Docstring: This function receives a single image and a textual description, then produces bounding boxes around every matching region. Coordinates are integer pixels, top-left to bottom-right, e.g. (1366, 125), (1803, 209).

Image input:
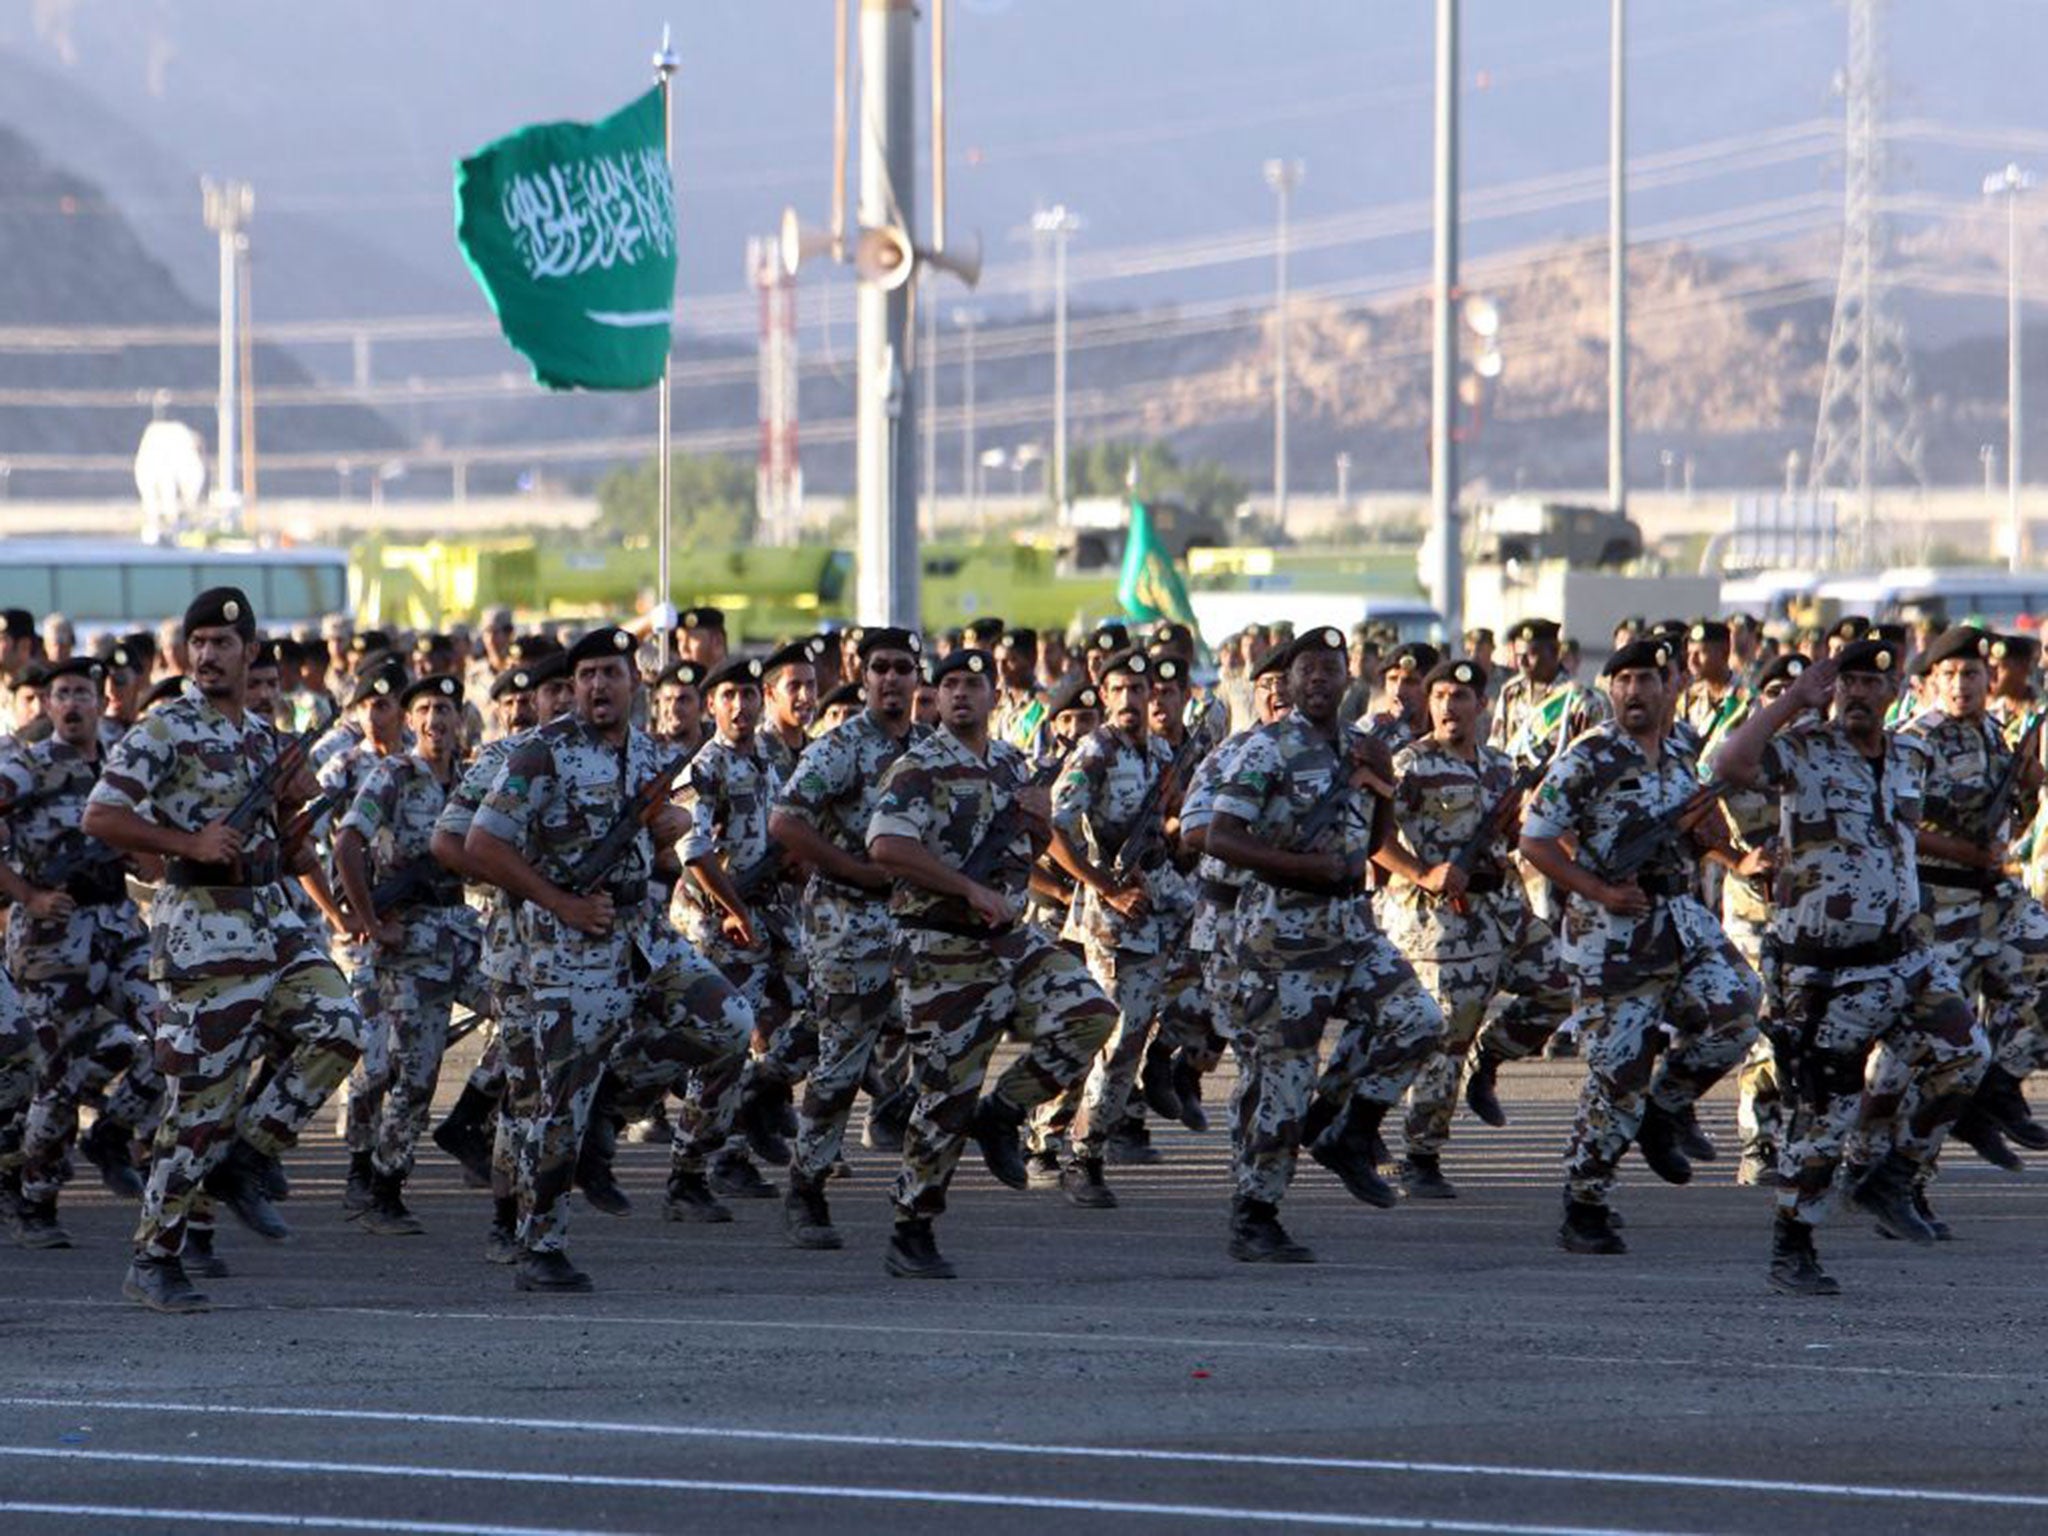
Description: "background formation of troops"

(1, 592), (2043, 1307)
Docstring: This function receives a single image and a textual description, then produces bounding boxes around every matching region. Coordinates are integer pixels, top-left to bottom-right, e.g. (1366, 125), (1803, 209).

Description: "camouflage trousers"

(676, 923), (807, 1169)
(518, 945), (752, 1256)
(340, 939), (389, 1156)
(1773, 947), (1982, 1227)
(1722, 906), (1782, 1163)
(791, 947), (896, 1182)
(490, 983), (540, 1202)
(1231, 929), (1446, 1206)
(892, 924), (1117, 1220)
(1400, 905), (1571, 1159)
(1037, 941), (1170, 1167)
(136, 930), (365, 1260)
(368, 946), (495, 1181)
(1563, 935), (1760, 1207)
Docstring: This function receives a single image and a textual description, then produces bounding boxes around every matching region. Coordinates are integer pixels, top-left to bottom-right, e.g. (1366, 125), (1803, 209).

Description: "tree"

(1065, 438), (1246, 520)
(593, 452), (757, 548)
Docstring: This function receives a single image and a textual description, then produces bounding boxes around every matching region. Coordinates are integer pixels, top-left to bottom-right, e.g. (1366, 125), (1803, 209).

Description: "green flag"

(1116, 498), (1199, 628)
(454, 88), (677, 391)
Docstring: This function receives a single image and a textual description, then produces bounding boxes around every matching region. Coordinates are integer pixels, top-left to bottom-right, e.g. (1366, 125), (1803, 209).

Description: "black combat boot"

(203, 1140), (292, 1241)
(1140, 1037), (1182, 1122)
(884, 1216), (957, 1280)
(1170, 1051), (1209, 1133)
(969, 1095), (1030, 1190)
(1059, 1156), (1119, 1210)
(1975, 1065), (2048, 1152)
(1949, 1099), (2023, 1171)
(183, 1226), (229, 1279)
(1227, 1196), (1315, 1264)
(1767, 1211), (1840, 1296)
(574, 1098), (633, 1216)
(257, 1151), (291, 1202)
(1848, 1152), (1938, 1245)
(1632, 1104), (1695, 1186)
(515, 1247), (593, 1294)
(360, 1167), (425, 1237)
(13, 1196), (70, 1250)
(1024, 1150), (1062, 1189)
(0, 1165), (23, 1233)
(432, 1082), (499, 1187)
(1672, 1103), (1719, 1162)
(123, 1253), (210, 1313)
(79, 1116), (144, 1199)
(1463, 1048), (1508, 1128)
(1557, 1196), (1627, 1255)
(1105, 1116), (1161, 1166)
(342, 1150), (375, 1215)
(662, 1167), (733, 1224)
(708, 1149), (775, 1200)
(484, 1196), (521, 1265)
(739, 1077), (794, 1166)
(862, 1082), (914, 1152)
(1309, 1098), (1398, 1209)
(783, 1172), (843, 1251)
(1398, 1152), (1458, 1201)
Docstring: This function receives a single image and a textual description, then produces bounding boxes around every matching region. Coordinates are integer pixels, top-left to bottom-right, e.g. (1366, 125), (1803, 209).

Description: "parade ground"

(3, 1063), (2046, 1536)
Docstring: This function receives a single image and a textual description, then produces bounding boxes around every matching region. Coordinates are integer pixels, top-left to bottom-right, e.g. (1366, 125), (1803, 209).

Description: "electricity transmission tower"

(1809, 0), (1925, 565)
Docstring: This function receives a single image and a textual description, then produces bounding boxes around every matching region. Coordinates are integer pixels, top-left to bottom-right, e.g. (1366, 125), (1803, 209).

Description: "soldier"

(1489, 618), (1611, 765)
(990, 628), (1044, 750)
(1358, 642), (1439, 754)
(0, 609), (35, 732)
(469, 606), (518, 696)
(769, 628), (924, 1248)
(814, 681), (864, 734)
(1373, 658), (1572, 1198)
(1204, 627), (1448, 1263)
(0, 659), (160, 1249)
(83, 586), (366, 1313)
(866, 647), (1119, 1279)
(463, 625), (754, 1293)
(99, 637), (148, 749)
(1083, 624), (1131, 684)
(1519, 638), (1761, 1256)
(1680, 620), (1751, 765)
(1713, 643), (1985, 1292)
(759, 639), (820, 777)
(333, 674), (495, 1236)
(677, 607), (729, 668)
(650, 661), (707, 755)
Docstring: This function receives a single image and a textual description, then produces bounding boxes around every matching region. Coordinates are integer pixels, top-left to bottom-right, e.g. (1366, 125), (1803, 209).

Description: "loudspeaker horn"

(920, 230), (982, 290)
(779, 206), (839, 278)
(854, 224), (916, 291)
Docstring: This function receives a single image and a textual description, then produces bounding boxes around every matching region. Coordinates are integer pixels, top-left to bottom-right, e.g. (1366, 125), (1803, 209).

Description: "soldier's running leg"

(1559, 974), (1673, 1248)
(787, 955), (894, 1247)
(1061, 943), (1168, 1203)
(1314, 932), (1448, 1198)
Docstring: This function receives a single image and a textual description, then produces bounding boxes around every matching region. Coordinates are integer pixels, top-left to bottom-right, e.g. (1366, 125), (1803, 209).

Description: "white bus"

(0, 539), (351, 634)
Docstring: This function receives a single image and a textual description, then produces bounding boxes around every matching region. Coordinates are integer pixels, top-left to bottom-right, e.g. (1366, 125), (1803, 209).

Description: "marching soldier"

(650, 660), (707, 755)
(83, 587), (366, 1313)
(1519, 638), (1761, 1256)
(1358, 642), (1439, 754)
(760, 639), (819, 777)
(1713, 643), (1986, 1291)
(990, 628), (1044, 750)
(1489, 618), (1610, 764)
(1203, 627), (1448, 1263)
(1680, 619), (1751, 764)
(866, 647), (1119, 1280)
(1373, 658), (1571, 1199)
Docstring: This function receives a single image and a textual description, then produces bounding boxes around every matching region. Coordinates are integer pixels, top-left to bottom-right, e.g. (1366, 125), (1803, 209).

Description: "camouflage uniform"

(1358, 708), (1415, 756)
(1176, 738), (1249, 1084)
(339, 751), (495, 1181)
(1489, 672), (1611, 765)
(1209, 712), (1447, 1206)
(774, 711), (918, 1181)
(868, 727), (1118, 1221)
(1521, 723), (1761, 1210)
(1042, 723), (1180, 1169)
(86, 682), (366, 1261)
(317, 738), (401, 1161)
(1383, 735), (1570, 1159)
(472, 715), (752, 1256)
(1718, 773), (1785, 1172)
(0, 739), (160, 1212)
(1750, 722), (1982, 1226)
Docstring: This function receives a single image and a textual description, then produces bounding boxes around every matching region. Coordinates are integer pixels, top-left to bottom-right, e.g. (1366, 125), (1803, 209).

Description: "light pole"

(1986, 162), (2034, 572)
(954, 305), (984, 528)
(1335, 450), (1352, 514)
(1608, 0), (1627, 517)
(1427, 0), (1462, 635)
(1264, 158), (1305, 536)
(1983, 442), (1999, 497)
(1032, 205), (1080, 510)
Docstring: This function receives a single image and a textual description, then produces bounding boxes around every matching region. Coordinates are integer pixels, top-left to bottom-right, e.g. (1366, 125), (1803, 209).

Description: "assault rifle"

(223, 727), (318, 839)
(368, 853), (456, 918)
(563, 751), (691, 894)
(960, 758), (1065, 887)
(1975, 706), (2048, 848)
(1444, 709), (1573, 903)
(1599, 779), (1733, 884)
(37, 828), (126, 900)
(729, 843), (787, 901)
(1105, 723), (1215, 886)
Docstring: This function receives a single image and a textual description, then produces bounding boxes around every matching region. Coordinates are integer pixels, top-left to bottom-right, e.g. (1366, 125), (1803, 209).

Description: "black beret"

(142, 675), (187, 710)
(350, 629), (394, 657)
(40, 657), (103, 686)
(704, 655), (766, 693)
(1253, 640), (1296, 681)
(1872, 621), (1909, 645)
(184, 586), (257, 640)
(412, 631), (454, 656)
(678, 606), (725, 631)
(526, 652), (569, 687)
(817, 681), (865, 712)
(248, 639), (282, 671)
(1289, 626), (1348, 662)
(349, 658), (409, 706)
(1150, 657), (1187, 684)
(401, 674), (463, 708)
(1507, 618), (1560, 645)
(120, 631), (157, 666)
(1756, 653), (1810, 690)
(1099, 648), (1151, 680)
(653, 660), (707, 690)
(566, 626), (638, 669)
(489, 665), (540, 701)
(1688, 620), (1732, 646)
(1, 608), (33, 640)
(14, 661), (48, 690)
(1385, 642), (1442, 676)
(928, 648), (995, 685)
(995, 627), (1038, 652)
(762, 639), (820, 676)
(1603, 638), (1674, 677)
(1046, 675), (1101, 716)
(965, 617), (1007, 645)
(1424, 657), (1487, 691)
(1462, 626), (1496, 647)
(509, 634), (563, 664)
(1830, 615), (1873, 642)
(1149, 622), (1195, 650)
(1089, 622), (1131, 653)
(1993, 633), (2042, 663)
(1921, 625), (1994, 670)
(1836, 639), (1900, 677)
(857, 626), (922, 661)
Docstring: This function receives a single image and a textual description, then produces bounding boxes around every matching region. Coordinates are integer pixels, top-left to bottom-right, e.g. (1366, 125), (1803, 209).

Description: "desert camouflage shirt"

(775, 711), (919, 959)
(1359, 708), (1416, 756)
(435, 733), (522, 984)
(1489, 671), (1610, 766)
(868, 725), (1038, 927)
(1898, 707), (2014, 897)
(1382, 734), (1525, 958)
(676, 731), (789, 939)
(1178, 732), (1250, 954)
(1680, 679), (1751, 767)
(1, 737), (141, 980)
(1051, 724), (1174, 954)
(339, 750), (472, 959)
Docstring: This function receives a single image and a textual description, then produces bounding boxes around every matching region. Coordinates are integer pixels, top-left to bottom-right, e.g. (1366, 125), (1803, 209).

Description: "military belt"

(164, 854), (282, 889)
(816, 874), (889, 903)
(1776, 932), (1905, 970)
(899, 912), (1015, 940)
(606, 878), (650, 908)
(64, 872), (131, 907)
(1199, 877), (1240, 904)
(1917, 865), (1999, 894)
(1459, 868), (1506, 897)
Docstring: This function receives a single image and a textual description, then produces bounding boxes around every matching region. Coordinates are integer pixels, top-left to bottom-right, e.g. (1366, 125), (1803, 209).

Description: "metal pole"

(1050, 211), (1073, 510)
(202, 178), (250, 529)
(1265, 159), (1303, 536)
(854, 0), (920, 626)
(237, 231), (258, 528)
(655, 29), (679, 666)
(1428, 0), (1462, 636)
(1608, 0), (1627, 515)
(931, 0), (947, 254)
(956, 306), (980, 529)
(2011, 176), (2025, 571)
(922, 283), (938, 538)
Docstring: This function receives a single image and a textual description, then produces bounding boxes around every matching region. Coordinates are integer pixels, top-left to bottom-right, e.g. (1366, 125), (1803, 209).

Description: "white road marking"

(0, 1505), (635, 1536)
(5, 1395), (2046, 1511)
(0, 1447), (1698, 1535)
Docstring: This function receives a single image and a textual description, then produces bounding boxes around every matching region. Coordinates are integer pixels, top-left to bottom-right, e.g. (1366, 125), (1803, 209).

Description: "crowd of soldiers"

(1, 589), (2044, 1311)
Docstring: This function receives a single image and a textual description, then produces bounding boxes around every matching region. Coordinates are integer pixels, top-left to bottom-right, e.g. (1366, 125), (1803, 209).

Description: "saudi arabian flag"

(455, 88), (677, 391)
(1116, 498), (1200, 627)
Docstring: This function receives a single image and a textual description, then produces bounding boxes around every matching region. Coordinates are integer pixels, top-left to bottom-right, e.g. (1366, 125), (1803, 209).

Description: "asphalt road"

(3, 1061), (2047, 1536)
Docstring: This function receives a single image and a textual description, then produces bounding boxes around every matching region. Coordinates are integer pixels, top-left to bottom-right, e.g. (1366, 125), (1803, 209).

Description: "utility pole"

(1608, 0), (1627, 516)
(854, 0), (919, 626)
(922, 277), (938, 538)
(1428, 0), (1462, 635)
(1987, 163), (2034, 571)
(1264, 158), (1304, 536)
(954, 306), (983, 529)
(202, 177), (252, 532)
(1033, 204), (1080, 511)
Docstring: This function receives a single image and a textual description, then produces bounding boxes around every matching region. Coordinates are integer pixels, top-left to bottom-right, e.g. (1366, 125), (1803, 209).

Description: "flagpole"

(654, 26), (680, 667)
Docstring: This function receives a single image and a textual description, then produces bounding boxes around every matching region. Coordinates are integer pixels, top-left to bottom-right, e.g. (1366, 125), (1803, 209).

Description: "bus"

(0, 539), (351, 636)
